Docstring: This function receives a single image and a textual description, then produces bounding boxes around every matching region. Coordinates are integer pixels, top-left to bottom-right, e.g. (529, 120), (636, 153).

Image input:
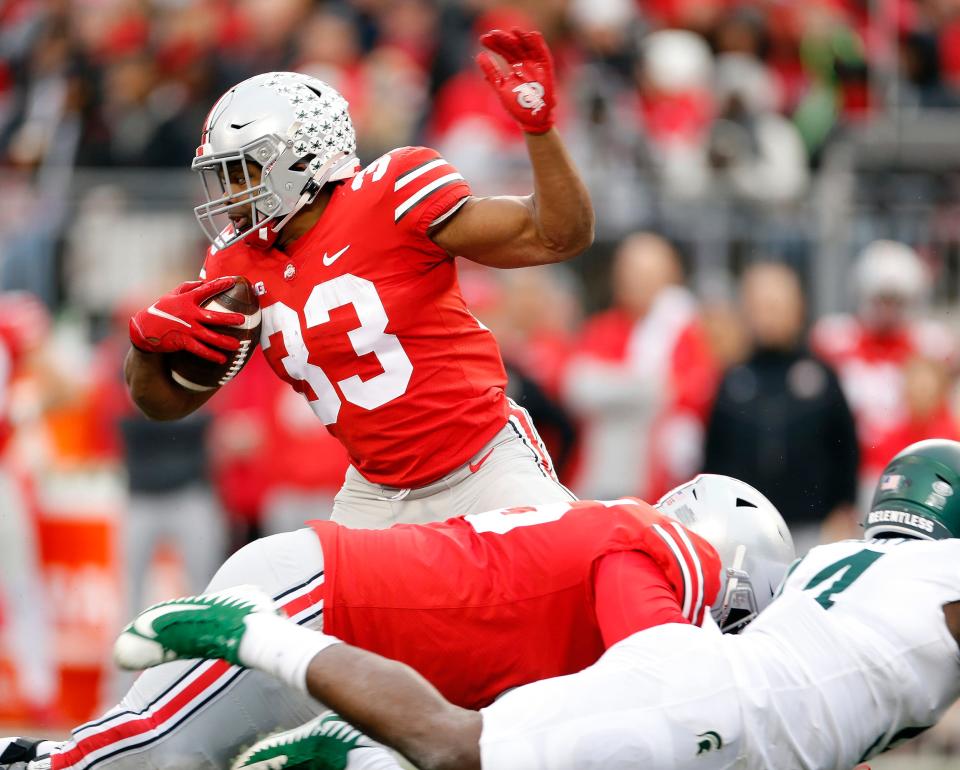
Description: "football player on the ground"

(124, 29), (593, 529)
(115, 439), (960, 770)
(0, 476), (794, 769)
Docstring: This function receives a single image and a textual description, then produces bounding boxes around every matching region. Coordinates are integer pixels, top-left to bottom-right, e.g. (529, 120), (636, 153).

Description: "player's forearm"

(124, 347), (214, 420)
(305, 644), (482, 770)
(526, 128), (594, 261)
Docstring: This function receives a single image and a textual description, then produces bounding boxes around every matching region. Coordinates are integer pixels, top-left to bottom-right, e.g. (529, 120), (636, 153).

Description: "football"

(168, 276), (261, 391)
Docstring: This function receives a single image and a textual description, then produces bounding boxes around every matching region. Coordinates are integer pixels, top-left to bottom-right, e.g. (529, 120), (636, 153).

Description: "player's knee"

(205, 528), (324, 597)
(204, 537), (270, 592)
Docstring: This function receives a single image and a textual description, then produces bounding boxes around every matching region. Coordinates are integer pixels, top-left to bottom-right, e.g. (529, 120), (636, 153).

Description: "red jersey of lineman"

(202, 147), (509, 488)
(309, 499), (720, 709)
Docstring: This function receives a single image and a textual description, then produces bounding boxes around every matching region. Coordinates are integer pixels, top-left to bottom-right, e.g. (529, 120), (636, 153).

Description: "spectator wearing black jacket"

(703, 263), (859, 553)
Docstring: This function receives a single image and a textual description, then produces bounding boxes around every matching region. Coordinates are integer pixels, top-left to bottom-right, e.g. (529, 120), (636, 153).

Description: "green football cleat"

(231, 712), (377, 770)
(113, 585), (279, 670)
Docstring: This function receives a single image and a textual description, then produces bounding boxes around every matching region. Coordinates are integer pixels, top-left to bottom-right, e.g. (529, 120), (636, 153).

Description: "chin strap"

(246, 155), (361, 249)
(271, 187), (315, 233)
(270, 155), (360, 233)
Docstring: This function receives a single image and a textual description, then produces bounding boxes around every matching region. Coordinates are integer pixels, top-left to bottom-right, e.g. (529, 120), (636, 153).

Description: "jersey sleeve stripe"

(394, 158), (448, 191)
(670, 522), (706, 626)
(394, 173), (464, 222)
(652, 523), (693, 620)
(429, 196), (470, 228)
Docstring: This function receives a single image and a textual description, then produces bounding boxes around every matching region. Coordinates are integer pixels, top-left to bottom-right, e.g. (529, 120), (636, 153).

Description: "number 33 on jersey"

(201, 147), (511, 489)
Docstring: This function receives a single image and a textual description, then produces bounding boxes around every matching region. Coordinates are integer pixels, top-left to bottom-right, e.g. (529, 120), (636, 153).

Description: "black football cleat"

(0, 737), (60, 769)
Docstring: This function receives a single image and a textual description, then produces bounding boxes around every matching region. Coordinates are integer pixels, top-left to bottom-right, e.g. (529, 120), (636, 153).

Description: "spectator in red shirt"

(564, 233), (717, 500)
(812, 240), (956, 503)
(871, 356), (960, 473)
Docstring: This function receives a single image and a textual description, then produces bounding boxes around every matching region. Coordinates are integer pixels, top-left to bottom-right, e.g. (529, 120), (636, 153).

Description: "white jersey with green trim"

(728, 537), (960, 768)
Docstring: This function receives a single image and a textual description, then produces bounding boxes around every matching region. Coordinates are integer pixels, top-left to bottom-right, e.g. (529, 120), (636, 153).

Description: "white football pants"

(50, 528), (346, 770)
(332, 404), (575, 529)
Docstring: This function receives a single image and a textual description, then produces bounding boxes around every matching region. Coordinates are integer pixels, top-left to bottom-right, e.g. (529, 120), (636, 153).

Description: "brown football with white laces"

(168, 276), (261, 391)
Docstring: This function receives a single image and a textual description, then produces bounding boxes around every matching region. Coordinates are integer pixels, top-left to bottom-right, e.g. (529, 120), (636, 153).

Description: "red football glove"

(129, 277), (244, 364)
(477, 28), (556, 134)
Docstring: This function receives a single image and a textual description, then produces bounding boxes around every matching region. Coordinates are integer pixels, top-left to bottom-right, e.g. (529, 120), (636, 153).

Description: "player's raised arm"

(430, 29), (594, 268)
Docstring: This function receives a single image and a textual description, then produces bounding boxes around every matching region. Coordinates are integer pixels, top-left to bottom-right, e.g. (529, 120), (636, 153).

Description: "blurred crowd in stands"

(4, 0), (960, 188)
(3, 0), (960, 738)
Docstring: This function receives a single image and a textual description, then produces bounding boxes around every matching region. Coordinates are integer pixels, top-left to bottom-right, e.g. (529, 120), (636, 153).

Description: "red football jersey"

(309, 498), (721, 709)
(202, 147), (510, 487)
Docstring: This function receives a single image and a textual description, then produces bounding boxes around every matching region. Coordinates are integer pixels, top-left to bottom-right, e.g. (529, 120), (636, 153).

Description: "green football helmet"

(866, 439), (960, 541)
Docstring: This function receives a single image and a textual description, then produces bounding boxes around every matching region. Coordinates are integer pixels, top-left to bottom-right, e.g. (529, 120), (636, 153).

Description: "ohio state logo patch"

(512, 81), (546, 114)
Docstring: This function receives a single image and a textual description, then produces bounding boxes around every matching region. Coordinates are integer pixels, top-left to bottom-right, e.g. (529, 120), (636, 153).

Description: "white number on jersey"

(350, 154), (392, 191)
(466, 503), (574, 535)
(305, 274), (412, 410)
(261, 274), (414, 424)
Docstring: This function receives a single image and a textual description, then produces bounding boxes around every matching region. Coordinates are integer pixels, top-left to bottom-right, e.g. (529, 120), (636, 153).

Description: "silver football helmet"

(193, 72), (359, 250)
(655, 474), (795, 633)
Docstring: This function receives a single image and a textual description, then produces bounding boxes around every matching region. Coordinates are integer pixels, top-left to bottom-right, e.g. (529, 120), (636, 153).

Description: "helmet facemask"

(713, 545), (759, 633)
(193, 137), (286, 250)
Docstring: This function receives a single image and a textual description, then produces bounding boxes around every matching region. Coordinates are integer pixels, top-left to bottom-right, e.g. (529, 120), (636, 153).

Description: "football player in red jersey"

(117, 447), (956, 770)
(124, 29), (593, 528)
(0, 476), (794, 769)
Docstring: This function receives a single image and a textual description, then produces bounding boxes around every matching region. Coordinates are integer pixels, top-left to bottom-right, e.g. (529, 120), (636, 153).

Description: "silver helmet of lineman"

(656, 474), (795, 633)
(193, 71), (360, 250)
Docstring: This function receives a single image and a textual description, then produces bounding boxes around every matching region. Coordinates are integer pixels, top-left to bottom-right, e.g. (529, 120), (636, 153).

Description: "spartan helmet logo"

(512, 81), (546, 114)
(696, 731), (723, 755)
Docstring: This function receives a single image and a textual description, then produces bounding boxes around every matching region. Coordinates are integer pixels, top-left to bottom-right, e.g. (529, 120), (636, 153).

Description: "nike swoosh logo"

(322, 244), (350, 267)
(147, 303), (191, 327)
(230, 120), (256, 129)
(133, 603), (208, 639)
(469, 447), (496, 473)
